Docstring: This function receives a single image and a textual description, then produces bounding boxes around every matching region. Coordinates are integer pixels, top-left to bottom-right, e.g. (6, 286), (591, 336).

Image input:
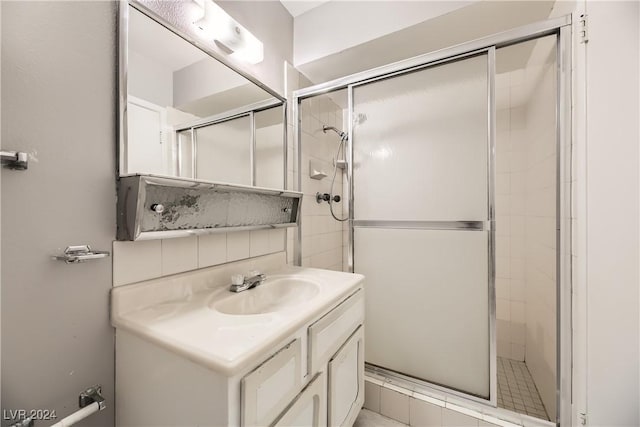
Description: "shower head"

(322, 125), (348, 140)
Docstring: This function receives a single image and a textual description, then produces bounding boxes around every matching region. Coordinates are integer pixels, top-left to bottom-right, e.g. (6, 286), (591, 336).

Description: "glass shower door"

(351, 51), (494, 400)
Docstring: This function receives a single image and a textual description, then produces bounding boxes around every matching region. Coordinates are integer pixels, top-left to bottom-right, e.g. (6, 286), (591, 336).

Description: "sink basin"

(212, 277), (321, 315)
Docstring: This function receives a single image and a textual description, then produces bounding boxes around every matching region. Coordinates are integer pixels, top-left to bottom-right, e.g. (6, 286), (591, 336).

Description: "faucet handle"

(231, 274), (244, 286)
(247, 270), (260, 278)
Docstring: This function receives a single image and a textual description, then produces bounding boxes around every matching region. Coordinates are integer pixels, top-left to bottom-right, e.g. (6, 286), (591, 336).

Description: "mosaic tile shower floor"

(497, 357), (549, 420)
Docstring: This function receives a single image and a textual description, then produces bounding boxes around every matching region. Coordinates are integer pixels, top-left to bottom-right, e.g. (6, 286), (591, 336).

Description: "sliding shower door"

(351, 51), (495, 400)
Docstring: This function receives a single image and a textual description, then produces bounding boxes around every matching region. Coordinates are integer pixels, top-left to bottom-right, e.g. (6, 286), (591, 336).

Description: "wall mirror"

(120, 2), (287, 190)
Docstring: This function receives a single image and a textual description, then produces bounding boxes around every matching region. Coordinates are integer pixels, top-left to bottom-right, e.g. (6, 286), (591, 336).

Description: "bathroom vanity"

(112, 254), (364, 427)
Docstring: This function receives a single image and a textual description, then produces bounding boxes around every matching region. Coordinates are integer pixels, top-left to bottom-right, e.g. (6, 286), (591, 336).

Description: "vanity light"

(193, 0), (264, 65)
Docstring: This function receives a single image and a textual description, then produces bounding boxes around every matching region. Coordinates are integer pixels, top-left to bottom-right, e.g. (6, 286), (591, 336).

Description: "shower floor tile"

(497, 357), (549, 421)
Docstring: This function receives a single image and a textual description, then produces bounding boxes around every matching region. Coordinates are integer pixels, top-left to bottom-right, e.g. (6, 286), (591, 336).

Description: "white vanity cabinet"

(241, 289), (364, 427)
(115, 284), (364, 427)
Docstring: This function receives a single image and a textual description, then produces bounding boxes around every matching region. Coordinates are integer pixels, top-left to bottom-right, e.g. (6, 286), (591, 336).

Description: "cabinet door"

(273, 372), (327, 427)
(328, 326), (364, 427)
(242, 339), (302, 427)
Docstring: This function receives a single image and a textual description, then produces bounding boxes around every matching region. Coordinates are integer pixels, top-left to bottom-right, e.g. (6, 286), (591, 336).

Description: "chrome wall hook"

(1, 150), (28, 170)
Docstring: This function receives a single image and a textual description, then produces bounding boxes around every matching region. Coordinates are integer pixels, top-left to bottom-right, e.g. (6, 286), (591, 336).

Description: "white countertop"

(112, 264), (364, 376)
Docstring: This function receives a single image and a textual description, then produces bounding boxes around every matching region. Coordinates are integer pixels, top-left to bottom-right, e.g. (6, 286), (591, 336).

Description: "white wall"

(583, 1), (640, 425)
(128, 49), (173, 107)
(295, 1), (560, 84)
(293, 1), (474, 66)
(1, 2), (117, 424)
(173, 58), (247, 108)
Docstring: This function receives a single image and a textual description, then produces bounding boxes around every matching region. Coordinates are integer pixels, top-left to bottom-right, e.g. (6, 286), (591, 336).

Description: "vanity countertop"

(111, 265), (364, 376)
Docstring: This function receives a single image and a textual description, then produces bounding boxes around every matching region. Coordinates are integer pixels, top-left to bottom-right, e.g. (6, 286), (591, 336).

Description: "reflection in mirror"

(194, 115), (252, 185)
(255, 107), (285, 189)
(124, 5), (285, 189)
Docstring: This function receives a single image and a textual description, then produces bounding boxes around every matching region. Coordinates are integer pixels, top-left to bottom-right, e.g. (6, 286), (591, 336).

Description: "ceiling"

(279, 0), (331, 17)
(296, 0), (557, 84)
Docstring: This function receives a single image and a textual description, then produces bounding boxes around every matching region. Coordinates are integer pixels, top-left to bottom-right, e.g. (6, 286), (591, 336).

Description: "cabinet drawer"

(308, 289), (364, 374)
(242, 339), (302, 427)
(272, 371), (327, 427)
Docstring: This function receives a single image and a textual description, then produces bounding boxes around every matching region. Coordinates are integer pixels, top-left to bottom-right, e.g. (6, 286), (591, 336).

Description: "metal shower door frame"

(294, 15), (572, 425)
(347, 47), (496, 405)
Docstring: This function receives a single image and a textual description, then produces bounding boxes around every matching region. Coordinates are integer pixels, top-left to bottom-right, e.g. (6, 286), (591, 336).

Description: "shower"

(295, 23), (570, 424)
(322, 125), (347, 140)
(317, 124), (349, 222)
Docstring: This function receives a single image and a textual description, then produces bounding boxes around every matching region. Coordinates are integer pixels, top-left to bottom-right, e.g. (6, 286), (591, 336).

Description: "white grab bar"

(49, 385), (105, 427)
(49, 402), (100, 427)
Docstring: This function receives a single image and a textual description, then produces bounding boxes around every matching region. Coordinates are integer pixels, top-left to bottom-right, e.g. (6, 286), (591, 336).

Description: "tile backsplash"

(113, 229), (286, 287)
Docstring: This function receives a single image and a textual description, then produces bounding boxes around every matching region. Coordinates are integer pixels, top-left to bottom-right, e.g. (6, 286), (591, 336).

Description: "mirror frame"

(118, 0), (288, 187)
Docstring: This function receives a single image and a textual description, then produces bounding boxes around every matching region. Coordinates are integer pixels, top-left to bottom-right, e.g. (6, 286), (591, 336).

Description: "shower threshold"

(365, 364), (555, 427)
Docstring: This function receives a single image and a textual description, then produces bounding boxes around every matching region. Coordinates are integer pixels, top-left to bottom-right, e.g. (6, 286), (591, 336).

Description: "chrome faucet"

(229, 272), (267, 293)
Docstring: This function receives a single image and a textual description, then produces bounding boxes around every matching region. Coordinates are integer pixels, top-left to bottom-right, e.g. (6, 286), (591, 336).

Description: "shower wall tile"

(496, 299), (510, 321)
(510, 344), (525, 361)
(495, 215), (509, 236)
(511, 301), (525, 323)
(496, 278), (509, 300)
(497, 319), (510, 342)
(496, 72), (526, 361)
(510, 279), (525, 302)
(510, 323), (526, 345)
(523, 65), (558, 421)
(510, 258), (525, 281)
(298, 90), (347, 271)
(496, 174), (511, 195)
(495, 257), (510, 279)
(496, 60), (557, 419)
